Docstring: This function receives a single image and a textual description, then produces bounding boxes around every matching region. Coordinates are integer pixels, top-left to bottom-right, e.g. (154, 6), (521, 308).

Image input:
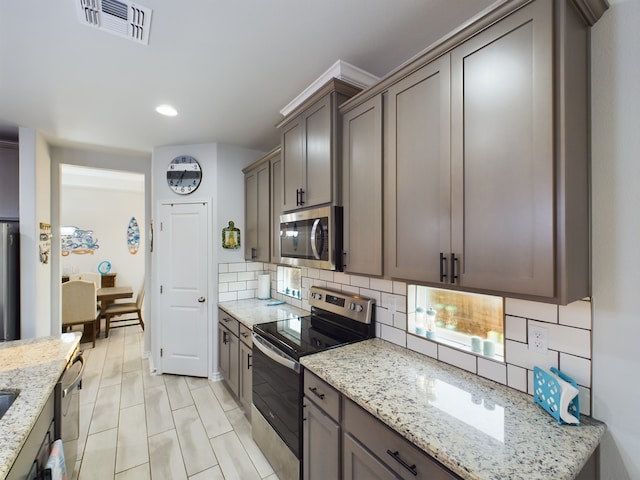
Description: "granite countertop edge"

(218, 298), (309, 329)
(0, 332), (82, 479)
(300, 338), (606, 480)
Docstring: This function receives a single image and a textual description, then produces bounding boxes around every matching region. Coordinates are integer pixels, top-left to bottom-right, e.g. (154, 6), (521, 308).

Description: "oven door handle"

(63, 353), (85, 398)
(252, 333), (300, 372)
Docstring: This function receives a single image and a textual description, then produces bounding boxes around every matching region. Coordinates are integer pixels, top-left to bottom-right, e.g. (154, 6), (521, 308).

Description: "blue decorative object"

(533, 366), (580, 425)
(61, 226), (99, 256)
(98, 261), (112, 274)
(127, 217), (140, 254)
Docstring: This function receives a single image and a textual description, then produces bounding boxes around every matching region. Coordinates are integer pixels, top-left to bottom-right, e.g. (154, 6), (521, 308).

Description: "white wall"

(18, 128), (52, 338)
(61, 185), (145, 290)
(591, 1), (640, 479)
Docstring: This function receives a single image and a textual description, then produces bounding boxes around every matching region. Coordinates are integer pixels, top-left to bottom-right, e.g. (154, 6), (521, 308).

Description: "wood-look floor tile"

(79, 428), (117, 480)
(120, 370), (144, 408)
(263, 474), (281, 480)
(190, 386), (232, 439)
(165, 374), (194, 410)
(186, 376), (211, 391)
(115, 463), (151, 480)
(144, 384), (175, 436)
(188, 465), (225, 480)
(88, 383), (121, 434)
(226, 407), (274, 478)
(79, 371), (100, 405)
(116, 403), (149, 473)
(141, 358), (165, 388)
(210, 431), (261, 480)
(210, 379), (239, 411)
(173, 405), (217, 476)
(148, 429), (188, 480)
(76, 400), (94, 462)
(100, 357), (123, 387)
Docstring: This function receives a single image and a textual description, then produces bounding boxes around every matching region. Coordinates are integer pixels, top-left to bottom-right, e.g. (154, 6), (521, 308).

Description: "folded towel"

(45, 439), (68, 480)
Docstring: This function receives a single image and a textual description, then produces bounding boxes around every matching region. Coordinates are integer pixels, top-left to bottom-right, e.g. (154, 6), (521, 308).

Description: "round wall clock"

(166, 155), (202, 194)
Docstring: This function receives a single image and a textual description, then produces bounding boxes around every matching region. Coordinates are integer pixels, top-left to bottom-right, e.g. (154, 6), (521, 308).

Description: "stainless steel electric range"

(251, 286), (376, 480)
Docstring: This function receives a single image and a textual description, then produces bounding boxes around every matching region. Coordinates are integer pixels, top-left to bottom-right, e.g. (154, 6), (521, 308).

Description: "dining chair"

(62, 280), (99, 347)
(103, 282), (145, 337)
(69, 272), (101, 287)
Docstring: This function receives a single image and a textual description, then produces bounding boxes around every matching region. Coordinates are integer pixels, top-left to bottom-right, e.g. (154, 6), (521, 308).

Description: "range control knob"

(312, 292), (323, 301)
(349, 303), (364, 312)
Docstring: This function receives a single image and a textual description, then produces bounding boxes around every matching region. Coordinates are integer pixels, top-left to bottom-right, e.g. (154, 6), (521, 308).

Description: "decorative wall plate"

(127, 217), (140, 254)
(98, 260), (112, 274)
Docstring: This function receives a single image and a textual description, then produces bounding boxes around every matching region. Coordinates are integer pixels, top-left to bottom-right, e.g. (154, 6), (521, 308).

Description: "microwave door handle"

(310, 219), (325, 260)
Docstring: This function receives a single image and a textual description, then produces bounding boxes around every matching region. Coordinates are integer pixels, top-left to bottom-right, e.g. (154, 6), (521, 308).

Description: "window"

(408, 285), (504, 360)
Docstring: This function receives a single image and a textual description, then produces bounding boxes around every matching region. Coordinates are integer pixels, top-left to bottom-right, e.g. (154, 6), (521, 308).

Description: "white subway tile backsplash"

(319, 269), (335, 282)
(237, 271), (254, 282)
(370, 278), (393, 293)
(393, 281), (407, 296)
(505, 339), (559, 370)
(218, 291), (237, 302)
(438, 346), (477, 374)
(505, 315), (527, 342)
(218, 272), (238, 283)
(334, 272), (351, 285)
(529, 320), (591, 359)
(505, 298), (558, 323)
(350, 275), (370, 288)
(217, 262), (594, 413)
(407, 335), (438, 359)
(559, 300), (591, 329)
(228, 262), (248, 273)
(376, 307), (393, 327)
(507, 364), (528, 392)
(559, 353), (591, 387)
(380, 325), (407, 347)
(478, 358), (507, 385)
(393, 312), (407, 330)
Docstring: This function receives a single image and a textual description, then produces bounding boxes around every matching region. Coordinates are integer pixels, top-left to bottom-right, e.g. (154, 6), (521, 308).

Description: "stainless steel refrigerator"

(0, 221), (20, 341)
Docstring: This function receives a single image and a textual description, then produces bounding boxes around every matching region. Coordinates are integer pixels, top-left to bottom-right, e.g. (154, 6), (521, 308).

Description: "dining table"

(96, 286), (133, 334)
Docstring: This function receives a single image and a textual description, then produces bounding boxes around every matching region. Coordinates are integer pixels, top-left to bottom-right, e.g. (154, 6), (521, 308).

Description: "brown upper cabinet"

(278, 79), (361, 212)
(243, 148), (280, 263)
(340, 0), (606, 304)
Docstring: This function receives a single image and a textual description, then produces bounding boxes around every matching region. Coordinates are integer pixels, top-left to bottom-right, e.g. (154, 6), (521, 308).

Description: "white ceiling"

(0, 0), (496, 155)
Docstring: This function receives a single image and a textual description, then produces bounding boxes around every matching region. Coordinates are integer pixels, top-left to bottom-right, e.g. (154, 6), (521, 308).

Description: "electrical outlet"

(528, 325), (548, 354)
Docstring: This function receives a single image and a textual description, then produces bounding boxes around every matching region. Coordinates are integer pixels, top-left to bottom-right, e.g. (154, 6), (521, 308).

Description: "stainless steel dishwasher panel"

(55, 350), (85, 475)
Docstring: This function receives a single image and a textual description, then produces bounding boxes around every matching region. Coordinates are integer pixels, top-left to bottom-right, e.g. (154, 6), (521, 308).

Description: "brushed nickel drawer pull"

(308, 386), (325, 400)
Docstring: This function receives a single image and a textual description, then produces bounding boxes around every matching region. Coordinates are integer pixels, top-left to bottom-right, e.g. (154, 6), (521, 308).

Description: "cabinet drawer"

(343, 398), (460, 480)
(239, 323), (252, 347)
(304, 370), (340, 421)
(218, 308), (239, 336)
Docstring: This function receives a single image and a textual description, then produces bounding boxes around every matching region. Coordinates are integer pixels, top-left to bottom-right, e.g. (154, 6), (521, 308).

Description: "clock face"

(166, 155), (202, 194)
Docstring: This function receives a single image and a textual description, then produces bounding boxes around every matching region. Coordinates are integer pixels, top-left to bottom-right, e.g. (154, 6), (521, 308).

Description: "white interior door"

(158, 201), (209, 377)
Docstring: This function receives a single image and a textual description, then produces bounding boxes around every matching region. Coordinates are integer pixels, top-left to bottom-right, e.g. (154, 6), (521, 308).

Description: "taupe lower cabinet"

(217, 309), (240, 398)
(384, 0), (591, 303)
(303, 370), (458, 480)
(341, 95), (383, 276)
(279, 79), (361, 212)
(244, 148), (278, 262)
(238, 324), (253, 417)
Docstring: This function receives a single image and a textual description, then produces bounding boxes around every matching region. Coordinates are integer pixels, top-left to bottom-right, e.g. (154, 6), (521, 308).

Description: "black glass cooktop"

(253, 314), (366, 360)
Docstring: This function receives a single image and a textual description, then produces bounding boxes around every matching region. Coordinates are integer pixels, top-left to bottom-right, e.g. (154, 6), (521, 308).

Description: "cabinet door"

(271, 153), (283, 261)
(227, 328), (240, 397)
(239, 341), (253, 415)
(386, 55), (451, 282)
(218, 323), (230, 381)
(343, 433), (396, 480)
(450, 0), (554, 296)
(245, 168), (258, 260)
(303, 94), (333, 208)
(342, 95), (383, 276)
(303, 397), (341, 480)
(281, 115), (304, 211)
(256, 162), (271, 262)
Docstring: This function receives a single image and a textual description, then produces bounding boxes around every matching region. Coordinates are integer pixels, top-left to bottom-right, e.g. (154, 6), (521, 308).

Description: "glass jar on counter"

(415, 307), (426, 336)
(426, 307), (437, 339)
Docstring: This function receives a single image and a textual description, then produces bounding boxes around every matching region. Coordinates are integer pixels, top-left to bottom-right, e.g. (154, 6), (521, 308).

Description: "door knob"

(197, 297), (206, 303)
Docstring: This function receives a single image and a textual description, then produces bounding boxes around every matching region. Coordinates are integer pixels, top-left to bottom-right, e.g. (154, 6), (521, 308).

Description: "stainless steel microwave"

(279, 206), (343, 271)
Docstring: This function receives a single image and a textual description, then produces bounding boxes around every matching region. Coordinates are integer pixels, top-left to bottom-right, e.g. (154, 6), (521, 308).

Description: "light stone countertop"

(300, 338), (606, 480)
(218, 298), (309, 328)
(0, 332), (82, 480)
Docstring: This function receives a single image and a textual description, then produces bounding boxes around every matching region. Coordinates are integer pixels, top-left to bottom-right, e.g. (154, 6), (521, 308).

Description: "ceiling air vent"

(76, 0), (153, 45)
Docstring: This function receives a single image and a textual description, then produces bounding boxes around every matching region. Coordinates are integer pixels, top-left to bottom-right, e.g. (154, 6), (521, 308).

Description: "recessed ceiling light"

(156, 104), (178, 117)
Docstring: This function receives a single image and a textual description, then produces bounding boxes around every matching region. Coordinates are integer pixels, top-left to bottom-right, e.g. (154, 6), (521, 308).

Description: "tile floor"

(75, 324), (279, 480)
